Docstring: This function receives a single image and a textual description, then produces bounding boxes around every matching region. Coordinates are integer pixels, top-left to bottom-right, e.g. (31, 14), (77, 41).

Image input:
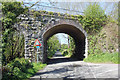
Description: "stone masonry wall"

(15, 10), (87, 62)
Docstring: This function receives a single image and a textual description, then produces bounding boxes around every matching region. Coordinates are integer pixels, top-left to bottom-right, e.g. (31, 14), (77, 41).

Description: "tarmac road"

(30, 51), (119, 80)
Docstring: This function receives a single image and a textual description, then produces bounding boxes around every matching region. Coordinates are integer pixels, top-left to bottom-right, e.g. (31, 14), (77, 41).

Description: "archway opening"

(46, 33), (76, 64)
(43, 24), (86, 63)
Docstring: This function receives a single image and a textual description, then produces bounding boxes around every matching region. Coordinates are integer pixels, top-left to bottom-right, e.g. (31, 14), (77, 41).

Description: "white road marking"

(96, 69), (118, 76)
(93, 65), (104, 69)
(87, 63), (97, 80)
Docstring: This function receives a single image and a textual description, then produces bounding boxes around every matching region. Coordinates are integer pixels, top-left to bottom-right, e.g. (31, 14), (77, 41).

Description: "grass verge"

(84, 52), (119, 64)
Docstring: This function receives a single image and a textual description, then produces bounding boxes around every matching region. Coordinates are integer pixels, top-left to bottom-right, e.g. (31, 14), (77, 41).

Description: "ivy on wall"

(1, 2), (27, 65)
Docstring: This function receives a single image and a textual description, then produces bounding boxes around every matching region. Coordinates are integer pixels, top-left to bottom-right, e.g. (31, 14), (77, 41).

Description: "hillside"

(98, 22), (118, 53)
(88, 22), (118, 54)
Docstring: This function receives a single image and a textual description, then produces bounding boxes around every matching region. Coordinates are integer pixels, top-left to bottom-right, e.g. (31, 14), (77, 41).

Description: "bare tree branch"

(29, 0), (41, 9)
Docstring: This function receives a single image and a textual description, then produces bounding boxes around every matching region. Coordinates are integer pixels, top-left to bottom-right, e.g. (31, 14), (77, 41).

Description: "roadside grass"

(2, 58), (46, 80)
(84, 52), (119, 64)
(32, 62), (46, 72)
(48, 50), (56, 59)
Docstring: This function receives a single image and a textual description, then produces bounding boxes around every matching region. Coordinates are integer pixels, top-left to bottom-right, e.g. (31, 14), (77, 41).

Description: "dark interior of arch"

(43, 24), (86, 63)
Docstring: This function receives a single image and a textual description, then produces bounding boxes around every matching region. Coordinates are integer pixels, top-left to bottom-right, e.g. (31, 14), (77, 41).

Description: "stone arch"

(41, 19), (88, 63)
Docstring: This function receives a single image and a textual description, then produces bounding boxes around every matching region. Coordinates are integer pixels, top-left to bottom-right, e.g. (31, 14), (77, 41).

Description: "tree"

(69, 36), (75, 52)
(61, 44), (68, 49)
(81, 3), (107, 33)
(61, 34), (70, 48)
(84, 3), (105, 18)
(47, 35), (60, 58)
(60, 35), (75, 57)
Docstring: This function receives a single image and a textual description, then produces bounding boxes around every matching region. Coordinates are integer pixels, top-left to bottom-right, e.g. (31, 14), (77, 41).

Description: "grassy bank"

(2, 58), (46, 80)
(84, 52), (119, 64)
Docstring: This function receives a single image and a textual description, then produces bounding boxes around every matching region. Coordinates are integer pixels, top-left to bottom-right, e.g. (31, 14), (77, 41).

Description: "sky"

(55, 33), (69, 44)
(17, 0), (118, 44)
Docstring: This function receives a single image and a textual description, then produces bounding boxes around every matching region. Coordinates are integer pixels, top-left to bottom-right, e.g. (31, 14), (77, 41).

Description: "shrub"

(34, 11), (40, 17)
(62, 50), (69, 56)
(2, 2), (25, 66)
(48, 11), (53, 15)
(2, 58), (46, 80)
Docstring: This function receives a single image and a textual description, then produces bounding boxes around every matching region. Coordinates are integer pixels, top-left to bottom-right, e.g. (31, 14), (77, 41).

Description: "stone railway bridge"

(15, 11), (88, 63)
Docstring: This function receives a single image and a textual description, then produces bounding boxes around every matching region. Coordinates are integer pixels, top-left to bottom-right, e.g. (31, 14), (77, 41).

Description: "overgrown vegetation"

(62, 49), (69, 56)
(60, 44), (68, 52)
(81, 3), (118, 64)
(1, 2), (46, 80)
(47, 34), (75, 58)
(1, 2), (27, 65)
(60, 35), (75, 57)
(84, 52), (119, 64)
(47, 35), (60, 58)
(68, 36), (75, 56)
(2, 58), (46, 80)
(61, 49), (73, 57)
(78, 3), (107, 34)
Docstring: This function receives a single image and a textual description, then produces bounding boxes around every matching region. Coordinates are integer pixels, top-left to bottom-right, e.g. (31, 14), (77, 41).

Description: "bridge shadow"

(47, 51), (80, 64)
(47, 57), (80, 64)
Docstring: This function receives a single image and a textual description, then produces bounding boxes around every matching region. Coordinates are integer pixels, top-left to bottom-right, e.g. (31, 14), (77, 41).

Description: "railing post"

(37, 48), (39, 63)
